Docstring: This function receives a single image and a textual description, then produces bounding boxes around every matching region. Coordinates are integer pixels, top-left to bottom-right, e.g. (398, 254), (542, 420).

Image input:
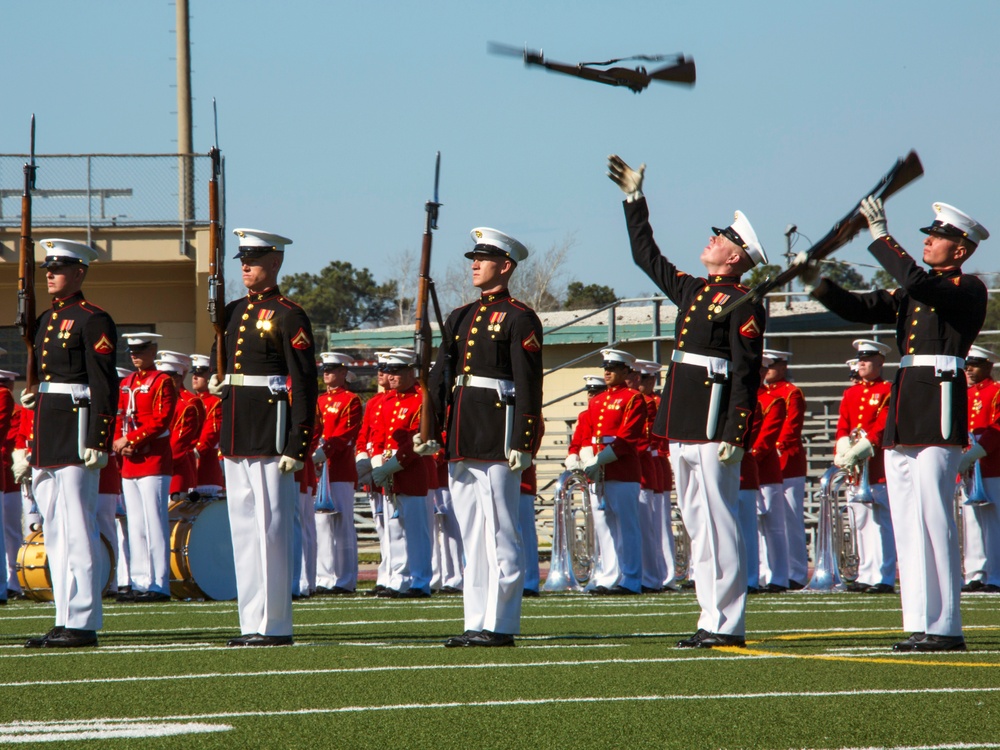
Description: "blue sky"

(5, 1), (998, 299)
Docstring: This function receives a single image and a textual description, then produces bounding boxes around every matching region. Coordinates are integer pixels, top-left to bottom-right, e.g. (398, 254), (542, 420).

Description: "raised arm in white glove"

(564, 454), (583, 473)
(312, 445), (327, 465)
(793, 251), (821, 292)
(717, 442), (745, 466)
(958, 442), (988, 475)
(11, 449), (31, 483)
(278, 455), (304, 474)
(371, 455), (402, 487)
(412, 435), (441, 456)
(83, 448), (109, 470)
(508, 450), (532, 472)
(859, 195), (888, 241)
(19, 389), (36, 410)
(584, 445), (617, 482)
(833, 436), (853, 467)
(208, 374), (224, 397)
(607, 155), (645, 202)
(839, 437), (874, 469)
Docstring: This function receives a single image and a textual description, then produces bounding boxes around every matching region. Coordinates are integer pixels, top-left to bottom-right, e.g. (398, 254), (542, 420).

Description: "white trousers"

(962, 476), (1000, 586)
(656, 493), (678, 587)
(519, 492), (540, 592)
(121, 475), (171, 594)
(450, 460), (524, 634)
(369, 492), (390, 588)
(96, 493), (120, 594)
(757, 482), (789, 588)
(224, 457), (295, 637)
(33, 465), (104, 630)
(294, 490), (317, 595)
(3, 490), (22, 592)
(884, 445), (963, 637)
(852, 484), (897, 587)
(116, 514), (131, 590)
(315, 481), (358, 591)
(595, 480), (641, 592)
(431, 487), (464, 591)
(589, 486), (620, 589)
(737, 488), (760, 589)
(782, 476), (809, 585)
(392, 494), (432, 593)
(670, 441), (746, 636)
(639, 488), (666, 589)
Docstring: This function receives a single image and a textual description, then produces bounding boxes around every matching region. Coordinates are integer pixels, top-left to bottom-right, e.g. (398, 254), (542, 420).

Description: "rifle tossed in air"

(718, 150), (924, 318)
(207, 99), (227, 377)
(15, 115), (39, 392)
(414, 152), (443, 444)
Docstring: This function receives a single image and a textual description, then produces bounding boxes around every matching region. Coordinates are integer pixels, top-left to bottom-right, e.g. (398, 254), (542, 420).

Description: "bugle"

(543, 470), (596, 592)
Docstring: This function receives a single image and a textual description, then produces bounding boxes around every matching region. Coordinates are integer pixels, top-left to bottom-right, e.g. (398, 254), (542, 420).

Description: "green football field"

(1, 589), (999, 749)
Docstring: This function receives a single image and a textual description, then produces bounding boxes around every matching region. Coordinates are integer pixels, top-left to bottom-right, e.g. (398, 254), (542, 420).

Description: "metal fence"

(0, 153), (217, 234)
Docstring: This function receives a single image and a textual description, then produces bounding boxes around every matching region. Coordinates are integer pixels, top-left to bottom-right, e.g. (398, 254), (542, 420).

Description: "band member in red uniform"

(115, 333), (176, 603)
(189, 354), (224, 492)
(834, 339), (896, 594)
(630, 359), (669, 593)
(805, 199), (989, 651)
(740, 403), (763, 594)
(761, 349), (809, 589)
(313, 351), (362, 595)
(157, 351), (204, 501)
(752, 362), (788, 592)
(21, 239), (118, 647)
(958, 345), (1000, 593)
(609, 154), (767, 648)
(0, 366), (16, 602)
(431, 438), (464, 594)
(357, 355), (391, 595)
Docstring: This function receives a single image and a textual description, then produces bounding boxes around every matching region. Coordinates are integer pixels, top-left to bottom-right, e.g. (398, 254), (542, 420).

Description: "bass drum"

(169, 497), (237, 601)
(16, 529), (115, 602)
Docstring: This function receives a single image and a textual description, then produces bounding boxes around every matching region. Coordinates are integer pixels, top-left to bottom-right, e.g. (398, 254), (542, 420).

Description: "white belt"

(38, 382), (90, 398)
(899, 355), (965, 375)
(671, 350), (730, 380)
(591, 436), (616, 445)
(224, 374), (289, 393)
(454, 374), (515, 391)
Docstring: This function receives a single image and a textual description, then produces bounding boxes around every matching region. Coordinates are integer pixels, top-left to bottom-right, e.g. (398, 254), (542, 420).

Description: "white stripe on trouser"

(519, 492), (540, 591)
(450, 460), (523, 634)
(293, 490), (317, 595)
(97, 493), (120, 594)
(884, 445), (963, 637)
(32, 465), (103, 630)
(962, 476), (1000, 586)
(431, 487), (464, 590)
(737, 488), (759, 589)
(315, 481), (358, 591)
(670, 441), (746, 636)
(656, 493), (677, 587)
(782, 476), (809, 585)
(588, 487), (620, 589)
(121, 474), (171, 594)
(757, 483), (789, 588)
(224, 457), (295, 637)
(639, 488), (666, 588)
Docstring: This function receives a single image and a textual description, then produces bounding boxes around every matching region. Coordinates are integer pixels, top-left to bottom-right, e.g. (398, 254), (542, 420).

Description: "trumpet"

(805, 465), (860, 591)
(543, 470), (596, 592)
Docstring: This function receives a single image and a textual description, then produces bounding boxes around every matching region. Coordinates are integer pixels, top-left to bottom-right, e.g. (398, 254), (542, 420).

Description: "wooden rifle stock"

(719, 150), (924, 317)
(415, 152), (441, 444)
(16, 116), (38, 392)
(207, 145), (226, 377)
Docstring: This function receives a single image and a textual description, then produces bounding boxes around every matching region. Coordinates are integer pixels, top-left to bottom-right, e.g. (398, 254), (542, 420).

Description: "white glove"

(839, 437), (874, 469)
(278, 455), (304, 474)
(564, 454), (583, 472)
(208, 374), (224, 397)
(583, 445), (617, 482)
(371, 455), (402, 487)
(833, 436), (852, 466)
(793, 251), (821, 291)
(12, 449), (31, 484)
(412, 435), (441, 457)
(451, 459), (468, 481)
(509, 449), (532, 472)
(312, 445), (327, 465)
(607, 154), (645, 201)
(859, 195), (888, 241)
(717, 442), (745, 466)
(19, 388), (36, 410)
(83, 448), (109, 470)
(958, 442), (988, 475)
(355, 453), (373, 485)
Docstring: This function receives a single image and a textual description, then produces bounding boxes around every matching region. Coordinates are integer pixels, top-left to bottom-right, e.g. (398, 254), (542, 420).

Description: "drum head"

(185, 500), (237, 600)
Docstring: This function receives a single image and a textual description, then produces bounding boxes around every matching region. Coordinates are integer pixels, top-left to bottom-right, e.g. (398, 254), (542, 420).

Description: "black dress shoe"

(983, 584), (1000, 593)
(641, 586), (664, 594)
(25, 626), (64, 648)
(444, 630), (481, 648)
(865, 583), (896, 595)
(912, 634), (967, 652)
(522, 588), (540, 597)
(588, 585), (611, 596)
(892, 632), (927, 651)
(229, 634), (293, 647)
(376, 587), (399, 598)
(466, 630), (515, 647)
(328, 586), (356, 596)
(439, 586), (462, 595)
(44, 628), (98, 648)
(608, 585), (641, 595)
(227, 634), (254, 647)
(677, 629), (745, 649)
(788, 580), (806, 591)
(846, 581), (870, 593)
(394, 589), (431, 599)
(133, 591), (171, 603)
(0, 598), (6, 605)
(962, 580), (986, 593)
(365, 585), (386, 597)
(763, 583), (787, 593)
(116, 589), (136, 602)
(747, 586), (762, 595)
(679, 580), (696, 590)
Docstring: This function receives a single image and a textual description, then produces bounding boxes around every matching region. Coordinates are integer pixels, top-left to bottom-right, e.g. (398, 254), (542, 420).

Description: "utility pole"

(176, 0), (194, 223)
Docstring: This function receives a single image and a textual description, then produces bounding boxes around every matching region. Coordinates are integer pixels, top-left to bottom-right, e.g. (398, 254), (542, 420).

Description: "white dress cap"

(0, 369), (19, 381)
(920, 203), (989, 246)
(967, 345), (999, 364)
(712, 211), (768, 267)
(852, 339), (890, 357)
(583, 374), (607, 390)
(633, 358), (662, 376)
(467, 227), (529, 263)
(116, 367), (133, 378)
(189, 354), (212, 370)
(762, 349), (792, 366)
(232, 228), (293, 259)
(123, 332), (162, 347)
(319, 351), (354, 367)
(846, 358), (860, 371)
(600, 348), (637, 368)
(39, 238), (99, 268)
(156, 350), (192, 373)
(389, 347), (416, 358)
(382, 351), (415, 367)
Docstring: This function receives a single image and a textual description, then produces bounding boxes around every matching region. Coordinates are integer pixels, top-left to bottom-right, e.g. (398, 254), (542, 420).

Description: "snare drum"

(169, 497), (237, 600)
(16, 529), (115, 602)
